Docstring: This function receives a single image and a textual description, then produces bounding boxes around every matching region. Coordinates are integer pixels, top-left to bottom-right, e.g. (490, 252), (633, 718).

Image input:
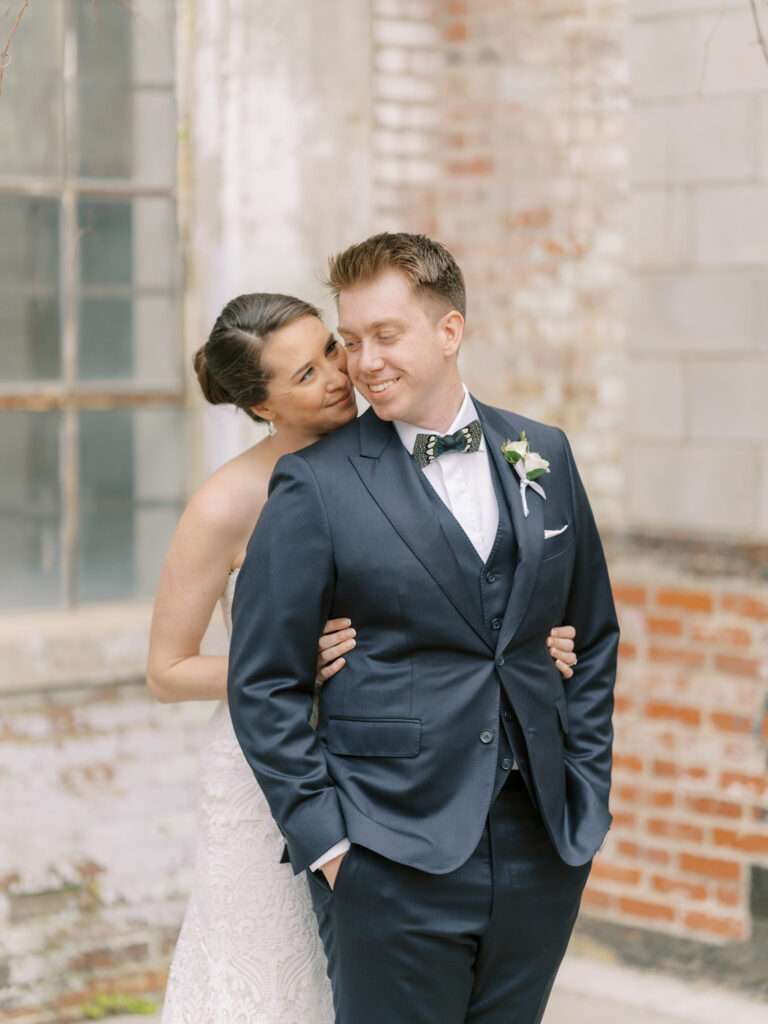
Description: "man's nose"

(358, 344), (384, 375)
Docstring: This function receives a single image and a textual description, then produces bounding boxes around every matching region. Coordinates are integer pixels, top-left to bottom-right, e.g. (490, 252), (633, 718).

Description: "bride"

(147, 292), (580, 1022)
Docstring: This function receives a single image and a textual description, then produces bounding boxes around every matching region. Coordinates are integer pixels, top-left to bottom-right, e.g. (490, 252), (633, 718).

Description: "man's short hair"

(326, 232), (466, 319)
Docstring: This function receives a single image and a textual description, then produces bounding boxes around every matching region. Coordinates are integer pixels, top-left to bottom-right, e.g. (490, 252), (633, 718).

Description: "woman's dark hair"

(193, 293), (321, 422)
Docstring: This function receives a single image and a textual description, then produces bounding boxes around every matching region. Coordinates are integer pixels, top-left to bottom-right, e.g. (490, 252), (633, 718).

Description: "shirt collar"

(393, 384), (486, 455)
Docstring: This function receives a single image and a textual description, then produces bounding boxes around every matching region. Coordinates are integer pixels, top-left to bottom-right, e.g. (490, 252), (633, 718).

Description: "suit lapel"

(349, 409), (492, 651)
(474, 399), (545, 656)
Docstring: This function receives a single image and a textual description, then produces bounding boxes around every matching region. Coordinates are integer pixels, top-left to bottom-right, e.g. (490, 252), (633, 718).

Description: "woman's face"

(256, 315), (357, 436)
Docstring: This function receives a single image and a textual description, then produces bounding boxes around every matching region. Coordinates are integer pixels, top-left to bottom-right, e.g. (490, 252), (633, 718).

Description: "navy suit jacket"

(227, 398), (620, 875)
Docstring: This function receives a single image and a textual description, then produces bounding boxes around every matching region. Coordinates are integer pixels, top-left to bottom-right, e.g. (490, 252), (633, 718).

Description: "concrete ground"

(112, 951), (767, 1024)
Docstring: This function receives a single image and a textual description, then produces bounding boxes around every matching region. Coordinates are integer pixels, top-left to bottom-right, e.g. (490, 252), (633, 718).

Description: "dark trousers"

(307, 772), (591, 1023)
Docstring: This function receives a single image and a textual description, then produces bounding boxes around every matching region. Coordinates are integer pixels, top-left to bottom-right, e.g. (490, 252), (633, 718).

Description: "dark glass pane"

(78, 297), (133, 380)
(75, 0), (175, 184)
(78, 198), (132, 286)
(0, 412), (61, 608)
(0, 3), (63, 177)
(78, 407), (183, 602)
(0, 196), (61, 381)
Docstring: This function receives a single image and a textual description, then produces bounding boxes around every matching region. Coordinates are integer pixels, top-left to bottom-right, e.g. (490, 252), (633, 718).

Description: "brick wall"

(586, 564), (768, 943)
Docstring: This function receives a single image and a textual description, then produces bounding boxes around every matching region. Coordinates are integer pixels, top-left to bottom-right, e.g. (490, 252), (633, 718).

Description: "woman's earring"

(266, 420), (277, 437)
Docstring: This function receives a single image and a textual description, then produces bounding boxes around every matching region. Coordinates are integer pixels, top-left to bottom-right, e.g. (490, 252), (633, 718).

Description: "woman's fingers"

(555, 658), (574, 679)
(547, 635), (574, 652)
(317, 656), (347, 682)
(550, 625), (576, 639)
(318, 625), (356, 651)
(321, 617), (352, 637)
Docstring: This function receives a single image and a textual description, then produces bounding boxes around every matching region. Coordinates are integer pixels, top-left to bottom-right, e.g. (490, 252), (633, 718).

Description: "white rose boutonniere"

(501, 430), (550, 517)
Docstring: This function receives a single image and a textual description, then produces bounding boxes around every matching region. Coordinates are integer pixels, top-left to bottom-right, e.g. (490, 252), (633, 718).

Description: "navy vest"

(412, 445), (530, 801)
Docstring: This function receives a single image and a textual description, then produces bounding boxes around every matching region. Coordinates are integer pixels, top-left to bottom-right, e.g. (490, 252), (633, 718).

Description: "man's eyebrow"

(338, 319), (405, 335)
(289, 334), (336, 380)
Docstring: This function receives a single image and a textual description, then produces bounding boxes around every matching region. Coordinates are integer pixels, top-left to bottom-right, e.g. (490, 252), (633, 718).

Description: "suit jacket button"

(496, 656), (505, 667)
(490, 617), (502, 630)
(480, 730), (494, 744)
(486, 572), (497, 583)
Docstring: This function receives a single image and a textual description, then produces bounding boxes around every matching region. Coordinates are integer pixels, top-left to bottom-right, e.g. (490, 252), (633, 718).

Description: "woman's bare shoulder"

(182, 445), (272, 548)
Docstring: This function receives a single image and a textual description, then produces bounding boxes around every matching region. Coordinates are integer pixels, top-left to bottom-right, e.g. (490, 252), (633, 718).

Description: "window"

(0, 0), (184, 608)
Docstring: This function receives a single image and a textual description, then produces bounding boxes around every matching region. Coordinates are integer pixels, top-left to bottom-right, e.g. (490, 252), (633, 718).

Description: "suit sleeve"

(558, 428), (620, 810)
(227, 453), (347, 874)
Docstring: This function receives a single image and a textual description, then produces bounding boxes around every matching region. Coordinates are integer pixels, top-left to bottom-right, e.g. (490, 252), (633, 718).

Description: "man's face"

(337, 269), (460, 426)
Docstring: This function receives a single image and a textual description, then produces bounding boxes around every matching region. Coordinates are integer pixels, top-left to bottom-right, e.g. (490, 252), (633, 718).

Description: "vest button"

(504, 710), (512, 720)
(501, 757), (513, 771)
(496, 655), (505, 667)
(486, 572), (497, 583)
(490, 617), (502, 630)
(480, 730), (494, 744)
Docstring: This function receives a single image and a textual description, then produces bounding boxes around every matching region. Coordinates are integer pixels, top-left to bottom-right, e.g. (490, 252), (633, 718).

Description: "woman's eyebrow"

(290, 334), (336, 380)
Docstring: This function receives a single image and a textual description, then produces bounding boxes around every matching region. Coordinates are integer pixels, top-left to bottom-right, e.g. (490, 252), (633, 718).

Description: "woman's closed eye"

(300, 339), (340, 382)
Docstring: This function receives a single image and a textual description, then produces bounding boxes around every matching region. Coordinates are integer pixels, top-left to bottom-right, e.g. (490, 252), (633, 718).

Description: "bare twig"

(0, 0), (30, 95)
(750, 0), (768, 66)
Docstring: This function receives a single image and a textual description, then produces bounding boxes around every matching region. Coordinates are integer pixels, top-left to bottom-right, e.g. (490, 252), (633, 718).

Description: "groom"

(228, 233), (620, 1023)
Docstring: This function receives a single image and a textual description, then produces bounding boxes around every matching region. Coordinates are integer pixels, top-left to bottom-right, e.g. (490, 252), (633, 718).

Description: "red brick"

(679, 852), (741, 881)
(715, 884), (741, 908)
(617, 840), (670, 865)
(646, 615), (684, 637)
(445, 158), (493, 175)
(611, 811), (637, 829)
(648, 789), (675, 809)
(652, 760), (708, 782)
(721, 771), (766, 798)
(444, 22), (468, 42)
(713, 828), (768, 856)
(685, 796), (742, 820)
(613, 784), (641, 804)
(648, 646), (706, 669)
(690, 623), (753, 647)
(651, 875), (707, 901)
(614, 754), (644, 774)
(613, 584), (646, 606)
(713, 654), (760, 678)
(657, 588), (714, 614)
(647, 818), (704, 842)
(721, 593), (768, 621)
(711, 711), (752, 734)
(645, 701), (701, 727)
(591, 862), (643, 885)
(582, 887), (615, 911)
(683, 911), (747, 941)
(614, 695), (633, 714)
(619, 641), (638, 659)
(618, 896), (675, 923)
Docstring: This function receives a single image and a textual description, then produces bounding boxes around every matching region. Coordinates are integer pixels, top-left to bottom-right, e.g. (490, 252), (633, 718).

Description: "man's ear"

(438, 310), (465, 357)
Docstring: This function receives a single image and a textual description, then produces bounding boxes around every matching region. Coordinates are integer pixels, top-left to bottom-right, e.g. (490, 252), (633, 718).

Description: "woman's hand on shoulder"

(547, 625), (577, 679)
(316, 618), (357, 684)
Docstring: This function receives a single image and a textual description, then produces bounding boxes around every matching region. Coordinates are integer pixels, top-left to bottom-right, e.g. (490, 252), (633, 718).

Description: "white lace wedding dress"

(161, 570), (334, 1023)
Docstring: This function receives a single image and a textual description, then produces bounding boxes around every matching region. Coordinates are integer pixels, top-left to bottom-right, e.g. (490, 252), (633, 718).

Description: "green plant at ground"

(80, 993), (157, 1019)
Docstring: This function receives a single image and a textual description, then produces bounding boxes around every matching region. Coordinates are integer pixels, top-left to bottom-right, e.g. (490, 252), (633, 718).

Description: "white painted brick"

(374, 129), (432, 156)
(374, 18), (439, 49)
(375, 46), (410, 74)
(627, 270), (763, 353)
(374, 156), (437, 184)
(760, 96), (768, 180)
(375, 73), (437, 102)
(626, 358), (685, 439)
(627, 442), (757, 535)
(667, 97), (758, 182)
(631, 0), (743, 15)
(686, 359), (768, 441)
(374, 0), (435, 17)
(630, 15), (719, 99)
(700, 10), (768, 95)
(695, 185), (768, 265)
(629, 188), (691, 266)
(759, 447), (768, 533)
(629, 105), (668, 183)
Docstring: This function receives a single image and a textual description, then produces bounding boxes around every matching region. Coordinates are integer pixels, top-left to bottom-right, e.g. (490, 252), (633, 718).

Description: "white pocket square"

(544, 524), (569, 539)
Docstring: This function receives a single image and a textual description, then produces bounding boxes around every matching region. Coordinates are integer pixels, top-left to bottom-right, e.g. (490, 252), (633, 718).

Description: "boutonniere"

(501, 431), (550, 517)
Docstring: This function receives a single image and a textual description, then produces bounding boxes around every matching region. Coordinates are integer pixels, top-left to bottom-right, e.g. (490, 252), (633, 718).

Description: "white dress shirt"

(309, 385), (501, 874)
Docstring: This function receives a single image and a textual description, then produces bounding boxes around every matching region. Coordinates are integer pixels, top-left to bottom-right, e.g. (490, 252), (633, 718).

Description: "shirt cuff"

(309, 838), (351, 873)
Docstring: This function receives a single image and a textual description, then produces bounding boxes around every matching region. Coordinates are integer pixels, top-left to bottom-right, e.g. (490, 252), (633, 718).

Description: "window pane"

(77, 197), (179, 383)
(0, 2), (63, 177)
(78, 407), (184, 602)
(0, 412), (61, 609)
(76, 0), (176, 185)
(0, 196), (61, 381)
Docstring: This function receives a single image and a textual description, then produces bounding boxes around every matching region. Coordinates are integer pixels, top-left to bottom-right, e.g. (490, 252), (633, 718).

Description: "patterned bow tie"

(412, 420), (483, 468)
